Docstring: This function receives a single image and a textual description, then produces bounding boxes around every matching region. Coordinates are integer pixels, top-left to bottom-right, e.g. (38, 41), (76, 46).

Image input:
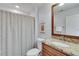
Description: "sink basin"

(51, 42), (69, 48)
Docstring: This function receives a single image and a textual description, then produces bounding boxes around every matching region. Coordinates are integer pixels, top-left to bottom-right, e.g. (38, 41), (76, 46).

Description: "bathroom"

(0, 2), (79, 57)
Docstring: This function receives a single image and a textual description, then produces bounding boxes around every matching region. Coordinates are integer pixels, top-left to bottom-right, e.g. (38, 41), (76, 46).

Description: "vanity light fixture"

(16, 5), (20, 8)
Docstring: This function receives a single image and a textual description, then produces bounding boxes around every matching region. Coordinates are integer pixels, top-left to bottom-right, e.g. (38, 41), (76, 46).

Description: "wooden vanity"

(42, 43), (70, 56)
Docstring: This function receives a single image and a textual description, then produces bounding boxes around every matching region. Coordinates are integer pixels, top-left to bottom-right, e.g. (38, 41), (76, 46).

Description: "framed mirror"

(52, 3), (79, 37)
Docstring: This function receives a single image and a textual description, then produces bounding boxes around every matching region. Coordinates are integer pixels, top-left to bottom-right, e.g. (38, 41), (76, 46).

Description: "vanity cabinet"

(42, 43), (69, 56)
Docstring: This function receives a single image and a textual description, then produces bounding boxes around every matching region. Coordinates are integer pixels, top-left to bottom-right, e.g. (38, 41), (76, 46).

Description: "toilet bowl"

(26, 48), (40, 56)
(26, 38), (44, 56)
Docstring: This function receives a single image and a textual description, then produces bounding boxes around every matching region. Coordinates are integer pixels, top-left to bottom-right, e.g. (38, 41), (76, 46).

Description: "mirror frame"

(51, 4), (79, 39)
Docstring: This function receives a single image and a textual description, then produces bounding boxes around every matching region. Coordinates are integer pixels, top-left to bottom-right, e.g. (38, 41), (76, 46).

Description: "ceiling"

(0, 3), (79, 16)
(0, 3), (48, 16)
(55, 3), (79, 13)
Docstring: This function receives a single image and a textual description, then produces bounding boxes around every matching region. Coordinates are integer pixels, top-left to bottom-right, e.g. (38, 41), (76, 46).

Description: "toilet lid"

(27, 48), (40, 56)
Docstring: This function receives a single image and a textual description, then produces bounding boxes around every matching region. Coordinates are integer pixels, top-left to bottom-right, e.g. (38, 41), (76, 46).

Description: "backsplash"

(64, 36), (79, 44)
(52, 35), (64, 40)
(52, 35), (79, 44)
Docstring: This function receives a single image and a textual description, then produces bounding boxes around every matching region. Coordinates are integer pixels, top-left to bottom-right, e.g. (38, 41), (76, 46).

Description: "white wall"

(38, 4), (52, 38)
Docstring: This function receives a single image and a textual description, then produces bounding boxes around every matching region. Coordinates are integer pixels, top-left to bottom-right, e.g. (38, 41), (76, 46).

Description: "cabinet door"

(42, 43), (67, 56)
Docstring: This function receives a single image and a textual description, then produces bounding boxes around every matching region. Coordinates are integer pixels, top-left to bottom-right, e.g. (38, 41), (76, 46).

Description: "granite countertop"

(43, 37), (79, 56)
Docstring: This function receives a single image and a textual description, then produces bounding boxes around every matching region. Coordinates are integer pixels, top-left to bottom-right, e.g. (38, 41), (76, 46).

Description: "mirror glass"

(54, 3), (79, 36)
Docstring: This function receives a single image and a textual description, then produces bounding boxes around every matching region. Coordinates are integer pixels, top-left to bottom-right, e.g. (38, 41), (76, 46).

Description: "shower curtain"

(0, 10), (35, 56)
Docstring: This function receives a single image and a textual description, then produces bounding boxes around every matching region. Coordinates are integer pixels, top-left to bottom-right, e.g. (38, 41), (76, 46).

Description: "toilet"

(26, 38), (44, 56)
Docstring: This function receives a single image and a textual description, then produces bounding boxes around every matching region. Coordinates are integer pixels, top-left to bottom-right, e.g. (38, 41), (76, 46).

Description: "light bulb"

(59, 3), (64, 6)
(16, 5), (20, 8)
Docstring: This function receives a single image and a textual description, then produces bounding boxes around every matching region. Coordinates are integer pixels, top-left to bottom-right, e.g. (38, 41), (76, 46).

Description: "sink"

(51, 42), (69, 48)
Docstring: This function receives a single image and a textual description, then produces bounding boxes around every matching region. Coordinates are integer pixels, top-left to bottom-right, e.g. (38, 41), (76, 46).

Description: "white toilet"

(26, 38), (44, 56)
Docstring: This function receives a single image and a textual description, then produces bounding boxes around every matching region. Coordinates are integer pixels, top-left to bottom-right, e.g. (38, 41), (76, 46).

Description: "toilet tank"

(37, 38), (45, 51)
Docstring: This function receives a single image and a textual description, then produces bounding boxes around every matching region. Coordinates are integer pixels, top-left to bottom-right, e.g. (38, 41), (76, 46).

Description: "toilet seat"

(26, 48), (41, 56)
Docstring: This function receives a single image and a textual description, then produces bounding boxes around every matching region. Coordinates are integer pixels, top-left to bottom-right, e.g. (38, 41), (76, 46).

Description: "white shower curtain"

(0, 10), (35, 56)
